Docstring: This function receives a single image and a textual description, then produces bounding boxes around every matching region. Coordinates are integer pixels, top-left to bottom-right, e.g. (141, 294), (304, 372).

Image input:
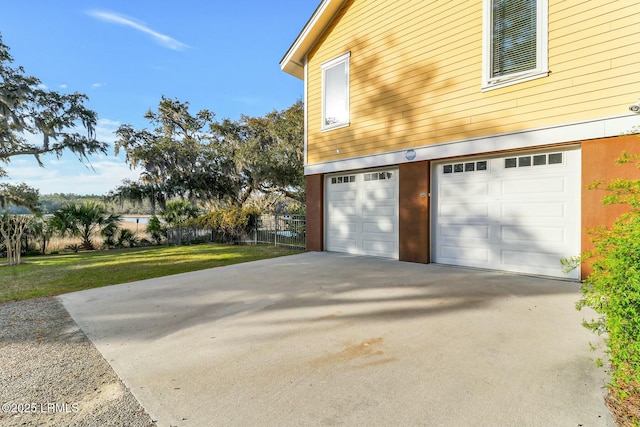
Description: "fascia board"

(280, 0), (346, 79)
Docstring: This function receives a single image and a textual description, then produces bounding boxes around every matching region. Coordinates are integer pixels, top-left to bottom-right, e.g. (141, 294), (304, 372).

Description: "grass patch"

(0, 244), (301, 303)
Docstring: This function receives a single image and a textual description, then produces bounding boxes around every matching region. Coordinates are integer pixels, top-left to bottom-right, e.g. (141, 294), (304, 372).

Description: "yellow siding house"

(281, 0), (640, 279)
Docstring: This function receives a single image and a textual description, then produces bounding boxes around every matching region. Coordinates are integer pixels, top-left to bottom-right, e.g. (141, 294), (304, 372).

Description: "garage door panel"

(439, 202), (490, 218)
(501, 202), (566, 219)
(500, 225), (566, 244)
(440, 224), (491, 240)
(328, 221), (357, 234)
(326, 169), (399, 258)
(501, 249), (567, 271)
(329, 189), (357, 201)
(441, 245), (490, 263)
(440, 181), (490, 198)
(361, 188), (396, 202)
(362, 240), (396, 255)
(362, 219), (395, 234)
(328, 238), (358, 252)
(502, 177), (567, 195)
(363, 205), (395, 217)
(433, 149), (580, 279)
(332, 206), (356, 222)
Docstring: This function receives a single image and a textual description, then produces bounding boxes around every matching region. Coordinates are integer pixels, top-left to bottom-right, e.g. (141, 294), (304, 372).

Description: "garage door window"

(364, 171), (394, 181)
(443, 161), (488, 174)
(504, 152), (563, 169)
(330, 175), (355, 184)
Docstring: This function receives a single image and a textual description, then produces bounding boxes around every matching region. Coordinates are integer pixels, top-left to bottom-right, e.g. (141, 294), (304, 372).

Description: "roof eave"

(280, 0), (346, 80)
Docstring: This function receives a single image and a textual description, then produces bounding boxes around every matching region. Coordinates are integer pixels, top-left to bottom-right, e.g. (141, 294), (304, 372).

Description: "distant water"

(121, 216), (151, 224)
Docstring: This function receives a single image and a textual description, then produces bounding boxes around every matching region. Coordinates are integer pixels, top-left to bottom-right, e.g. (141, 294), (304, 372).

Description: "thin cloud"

(87, 10), (190, 51)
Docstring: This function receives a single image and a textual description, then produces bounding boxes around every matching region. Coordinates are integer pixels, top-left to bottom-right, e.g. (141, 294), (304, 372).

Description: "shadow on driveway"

(61, 252), (614, 426)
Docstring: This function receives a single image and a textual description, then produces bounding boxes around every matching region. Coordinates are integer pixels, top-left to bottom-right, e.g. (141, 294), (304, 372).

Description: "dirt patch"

(310, 337), (397, 369)
(605, 387), (640, 426)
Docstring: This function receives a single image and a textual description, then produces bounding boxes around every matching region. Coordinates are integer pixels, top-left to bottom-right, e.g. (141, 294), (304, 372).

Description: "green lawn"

(0, 244), (301, 303)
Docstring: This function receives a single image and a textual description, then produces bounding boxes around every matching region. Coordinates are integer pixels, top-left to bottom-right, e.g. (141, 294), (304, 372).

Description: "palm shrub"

(146, 215), (166, 245)
(51, 202), (121, 250)
(29, 215), (55, 254)
(116, 228), (139, 248)
(101, 221), (119, 248)
(162, 200), (200, 228)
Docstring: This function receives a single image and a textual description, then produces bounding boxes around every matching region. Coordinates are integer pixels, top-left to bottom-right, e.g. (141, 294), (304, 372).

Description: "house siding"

(305, 0), (640, 166)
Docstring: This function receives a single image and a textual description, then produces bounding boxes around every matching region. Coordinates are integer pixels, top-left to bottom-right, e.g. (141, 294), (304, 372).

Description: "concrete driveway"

(61, 252), (614, 426)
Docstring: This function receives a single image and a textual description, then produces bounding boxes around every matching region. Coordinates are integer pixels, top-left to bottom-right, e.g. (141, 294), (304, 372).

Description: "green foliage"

(100, 220), (120, 248)
(116, 228), (139, 248)
(51, 201), (121, 250)
(191, 206), (260, 242)
(577, 210), (640, 392)
(112, 96), (226, 210)
(65, 243), (81, 253)
(29, 215), (55, 254)
(146, 215), (166, 245)
(162, 199), (199, 228)
(111, 98), (304, 210)
(0, 34), (106, 179)
(0, 183), (40, 212)
(209, 100), (305, 206)
(572, 145), (640, 402)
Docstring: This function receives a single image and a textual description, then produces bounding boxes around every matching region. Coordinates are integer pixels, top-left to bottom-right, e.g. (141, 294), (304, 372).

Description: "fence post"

(274, 213), (278, 246)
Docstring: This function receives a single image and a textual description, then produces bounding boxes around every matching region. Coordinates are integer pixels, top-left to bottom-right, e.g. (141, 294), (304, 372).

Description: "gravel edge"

(0, 296), (156, 427)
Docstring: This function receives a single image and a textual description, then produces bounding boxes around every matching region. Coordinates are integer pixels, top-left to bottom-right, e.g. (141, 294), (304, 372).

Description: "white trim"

(481, 0), (549, 91)
(321, 52), (351, 131)
(305, 114), (639, 175)
(280, 0), (345, 79)
(304, 60), (309, 166)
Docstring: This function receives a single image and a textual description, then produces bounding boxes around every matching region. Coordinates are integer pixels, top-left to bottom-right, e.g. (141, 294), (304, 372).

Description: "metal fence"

(166, 227), (214, 246)
(251, 214), (306, 249)
(166, 214), (306, 249)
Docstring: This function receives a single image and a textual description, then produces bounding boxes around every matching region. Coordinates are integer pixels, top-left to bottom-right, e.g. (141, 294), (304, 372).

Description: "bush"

(564, 146), (640, 424)
(116, 229), (139, 248)
(146, 216), (166, 245)
(191, 207), (260, 243)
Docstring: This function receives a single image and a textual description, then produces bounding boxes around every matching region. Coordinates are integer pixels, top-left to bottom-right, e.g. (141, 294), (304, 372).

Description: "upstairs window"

(322, 52), (350, 130)
(482, 0), (548, 90)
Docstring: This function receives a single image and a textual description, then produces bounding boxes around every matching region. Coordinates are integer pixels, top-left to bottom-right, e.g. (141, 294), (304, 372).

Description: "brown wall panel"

(581, 135), (640, 277)
(399, 161), (430, 263)
(305, 174), (324, 252)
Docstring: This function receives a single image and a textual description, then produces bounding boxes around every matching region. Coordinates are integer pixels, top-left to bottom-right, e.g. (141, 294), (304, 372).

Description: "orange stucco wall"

(581, 135), (640, 277)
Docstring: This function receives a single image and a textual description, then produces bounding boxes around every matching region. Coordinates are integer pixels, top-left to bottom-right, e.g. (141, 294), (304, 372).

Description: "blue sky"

(1, 0), (317, 195)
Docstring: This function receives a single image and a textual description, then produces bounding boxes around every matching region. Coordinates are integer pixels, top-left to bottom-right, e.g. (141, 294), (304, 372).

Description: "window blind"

(491, 0), (537, 78)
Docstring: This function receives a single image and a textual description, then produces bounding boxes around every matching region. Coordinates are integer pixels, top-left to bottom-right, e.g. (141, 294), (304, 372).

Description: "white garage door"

(325, 169), (399, 258)
(432, 149), (581, 279)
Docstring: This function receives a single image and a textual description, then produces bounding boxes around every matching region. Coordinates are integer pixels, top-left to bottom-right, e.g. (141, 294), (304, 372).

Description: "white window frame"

(481, 0), (549, 91)
(321, 52), (350, 131)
